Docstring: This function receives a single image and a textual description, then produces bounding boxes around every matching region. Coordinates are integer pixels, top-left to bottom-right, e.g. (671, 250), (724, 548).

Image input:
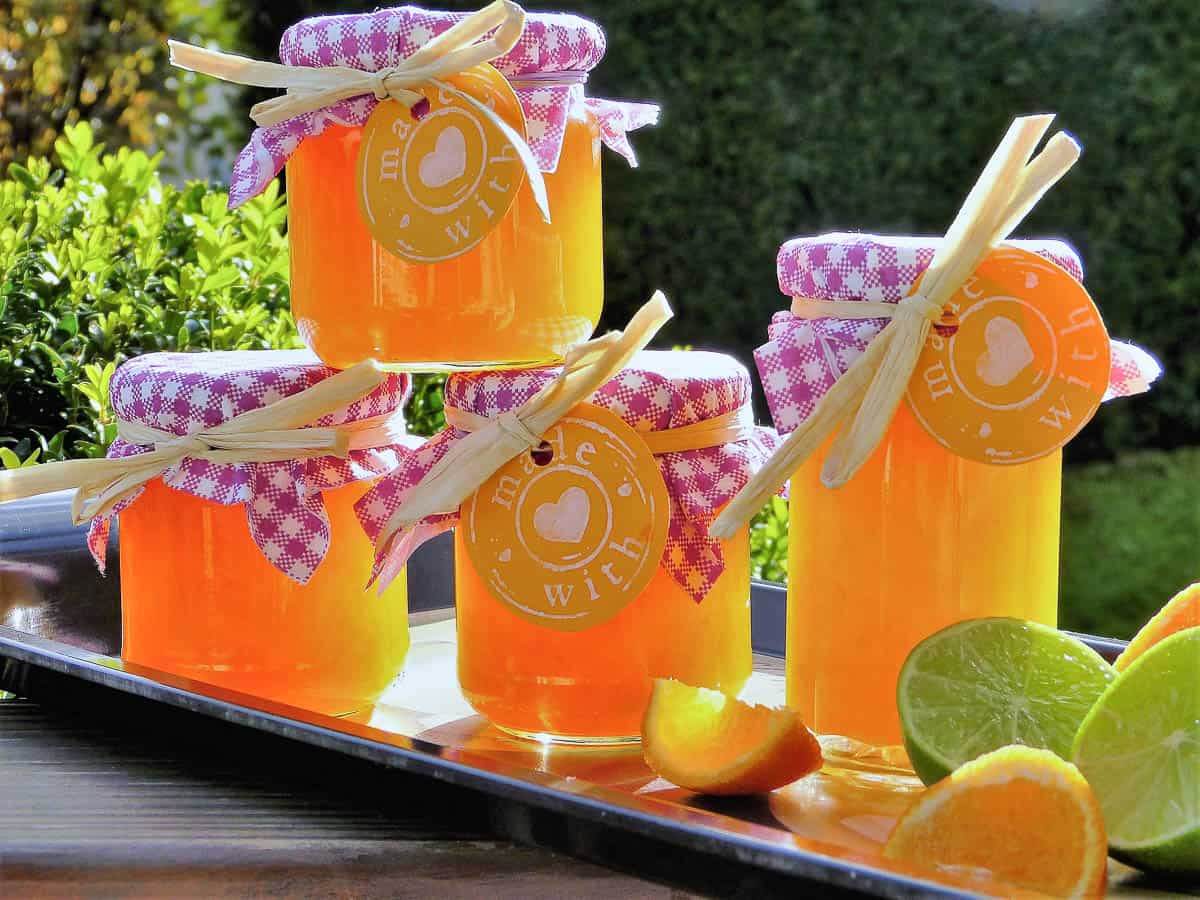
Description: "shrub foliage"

(0, 123), (295, 462)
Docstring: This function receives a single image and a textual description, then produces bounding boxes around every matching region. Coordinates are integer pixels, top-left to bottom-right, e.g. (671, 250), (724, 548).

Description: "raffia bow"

(0, 360), (397, 524)
(168, 0), (550, 221)
(372, 292), (674, 559)
(710, 114), (1081, 541)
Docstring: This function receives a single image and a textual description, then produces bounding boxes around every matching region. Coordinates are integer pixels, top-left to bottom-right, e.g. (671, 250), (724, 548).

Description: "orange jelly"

(421, 351), (771, 743)
(287, 103), (603, 370)
(787, 405), (1061, 748)
(455, 525), (752, 743)
(121, 479), (409, 716)
(769, 233), (1093, 751)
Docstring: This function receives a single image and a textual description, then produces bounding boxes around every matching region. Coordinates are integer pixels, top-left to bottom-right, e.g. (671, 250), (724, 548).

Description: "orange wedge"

(1115, 582), (1200, 672)
(884, 746), (1107, 898)
(641, 678), (822, 795)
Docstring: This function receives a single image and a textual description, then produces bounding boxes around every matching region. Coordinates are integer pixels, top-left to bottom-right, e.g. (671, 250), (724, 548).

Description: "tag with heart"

(355, 63), (527, 265)
(461, 404), (670, 632)
(906, 245), (1111, 465)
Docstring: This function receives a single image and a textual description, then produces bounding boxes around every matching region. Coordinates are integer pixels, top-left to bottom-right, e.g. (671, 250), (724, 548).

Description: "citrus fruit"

(1114, 582), (1200, 672)
(1072, 626), (1200, 877)
(897, 618), (1114, 785)
(641, 678), (823, 795)
(884, 745), (1108, 898)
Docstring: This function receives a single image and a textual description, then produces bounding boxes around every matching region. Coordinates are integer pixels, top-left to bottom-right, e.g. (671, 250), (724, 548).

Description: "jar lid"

(445, 350), (753, 431)
(280, 6), (606, 77)
(110, 350), (410, 436)
(777, 232), (1085, 302)
(91, 350), (413, 586)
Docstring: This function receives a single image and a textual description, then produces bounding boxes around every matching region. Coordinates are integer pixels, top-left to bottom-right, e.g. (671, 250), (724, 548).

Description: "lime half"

(897, 618), (1114, 786)
(1072, 627), (1200, 877)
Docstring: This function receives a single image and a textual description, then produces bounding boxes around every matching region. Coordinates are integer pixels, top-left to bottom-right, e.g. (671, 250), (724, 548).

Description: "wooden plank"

(0, 700), (692, 897)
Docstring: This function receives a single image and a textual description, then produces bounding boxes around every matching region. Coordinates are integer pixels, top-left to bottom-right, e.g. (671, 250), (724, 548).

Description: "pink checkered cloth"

(227, 6), (660, 208)
(356, 350), (778, 603)
(758, 233), (1163, 435)
(86, 351), (413, 585)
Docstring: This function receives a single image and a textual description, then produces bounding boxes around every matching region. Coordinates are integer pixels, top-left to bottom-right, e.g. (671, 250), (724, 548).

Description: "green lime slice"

(1072, 627), (1200, 877)
(897, 617), (1115, 786)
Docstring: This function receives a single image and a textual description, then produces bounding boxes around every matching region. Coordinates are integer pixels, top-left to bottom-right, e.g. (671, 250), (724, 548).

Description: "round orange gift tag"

(906, 246), (1111, 465)
(355, 63), (526, 264)
(461, 404), (670, 632)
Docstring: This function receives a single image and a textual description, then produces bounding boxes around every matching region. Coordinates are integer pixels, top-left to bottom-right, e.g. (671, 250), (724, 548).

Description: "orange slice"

(641, 678), (822, 795)
(884, 746), (1108, 898)
(1115, 582), (1200, 672)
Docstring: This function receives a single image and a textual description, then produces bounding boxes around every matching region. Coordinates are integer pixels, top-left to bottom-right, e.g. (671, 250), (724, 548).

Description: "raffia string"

(0, 360), (394, 525)
(709, 114), (1080, 541)
(444, 403), (758, 455)
(373, 292), (673, 556)
(168, 0), (550, 222)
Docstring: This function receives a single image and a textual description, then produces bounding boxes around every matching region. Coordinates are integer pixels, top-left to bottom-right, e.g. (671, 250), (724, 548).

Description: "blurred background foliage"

(1, 0), (1198, 636)
(0, 0), (242, 175)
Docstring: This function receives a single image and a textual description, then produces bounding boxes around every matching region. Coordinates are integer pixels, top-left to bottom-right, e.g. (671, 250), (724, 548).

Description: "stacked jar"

(231, 4), (661, 370)
(357, 350), (778, 742)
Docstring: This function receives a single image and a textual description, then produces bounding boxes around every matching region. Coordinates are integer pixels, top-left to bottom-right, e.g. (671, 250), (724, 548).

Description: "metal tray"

(0, 493), (1185, 898)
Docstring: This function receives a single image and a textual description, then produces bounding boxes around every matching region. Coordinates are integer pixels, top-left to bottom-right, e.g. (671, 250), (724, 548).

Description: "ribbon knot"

(369, 69), (394, 101)
(898, 291), (944, 322)
(160, 433), (212, 456)
(710, 114), (1083, 540)
(495, 410), (543, 450)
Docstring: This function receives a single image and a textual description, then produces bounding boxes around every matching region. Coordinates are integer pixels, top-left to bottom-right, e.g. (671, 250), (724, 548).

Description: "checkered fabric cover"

(226, 6), (660, 208)
(86, 351), (412, 585)
(758, 233), (1162, 435)
(356, 350), (779, 603)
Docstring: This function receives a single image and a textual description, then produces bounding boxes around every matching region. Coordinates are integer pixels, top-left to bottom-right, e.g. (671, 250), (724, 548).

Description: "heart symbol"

(418, 126), (467, 189)
(533, 486), (590, 544)
(976, 316), (1035, 388)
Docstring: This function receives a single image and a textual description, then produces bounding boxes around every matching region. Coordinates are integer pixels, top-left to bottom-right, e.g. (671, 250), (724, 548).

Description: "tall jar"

(357, 350), (778, 743)
(756, 233), (1158, 750)
(261, 6), (659, 369)
(88, 351), (414, 716)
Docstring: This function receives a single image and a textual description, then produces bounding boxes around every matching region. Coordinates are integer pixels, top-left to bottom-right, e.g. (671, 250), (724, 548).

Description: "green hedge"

(241, 0), (1196, 463)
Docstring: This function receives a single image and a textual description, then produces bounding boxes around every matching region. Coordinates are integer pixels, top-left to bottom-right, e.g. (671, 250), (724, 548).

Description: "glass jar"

(454, 521), (751, 743)
(358, 350), (775, 743)
(97, 350), (413, 716)
(273, 7), (655, 370)
(759, 233), (1129, 751)
(121, 479), (408, 716)
(786, 407), (1061, 747)
(288, 104), (602, 370)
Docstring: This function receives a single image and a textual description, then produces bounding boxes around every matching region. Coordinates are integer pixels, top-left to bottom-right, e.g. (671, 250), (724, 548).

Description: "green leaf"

(8, 164), (38, 193)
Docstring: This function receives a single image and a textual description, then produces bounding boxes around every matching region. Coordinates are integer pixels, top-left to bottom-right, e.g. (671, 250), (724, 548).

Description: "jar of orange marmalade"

(221, 6), (658, 370)
(756, 233), (1160, 751)
(357, 351), (778, 742)
(85, 351), (414, 716)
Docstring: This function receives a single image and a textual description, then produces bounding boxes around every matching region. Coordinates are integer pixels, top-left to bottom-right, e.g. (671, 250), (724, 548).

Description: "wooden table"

(0, 697), (695, 898)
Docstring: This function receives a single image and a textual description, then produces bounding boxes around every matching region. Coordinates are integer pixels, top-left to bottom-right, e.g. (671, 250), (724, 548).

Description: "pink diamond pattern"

(760, 234), (1161, 435)
(227, 7), (657, 207)
(86, 351), (411, 585)
(356, 350), (779, 603)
